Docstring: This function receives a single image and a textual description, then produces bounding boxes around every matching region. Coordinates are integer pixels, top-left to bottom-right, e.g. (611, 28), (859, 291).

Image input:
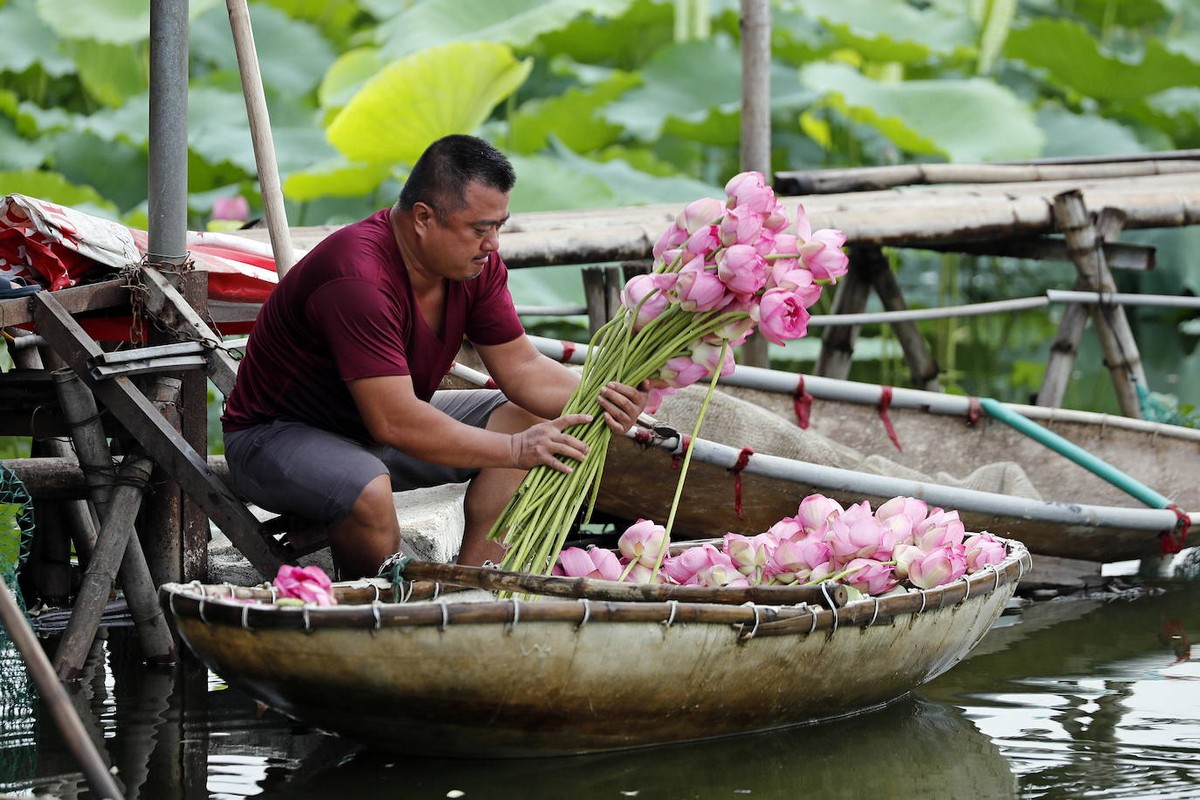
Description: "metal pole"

(148, 0), (190, 265)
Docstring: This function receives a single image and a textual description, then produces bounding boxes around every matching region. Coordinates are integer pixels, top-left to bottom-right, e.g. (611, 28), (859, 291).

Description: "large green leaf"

(190, 3), (335, 97)
(326, 42), (532, 165)
(0, 0), (74, 76)
(50, 130), (148, 212)
(529, 0), (674, 70)
(0, 120), (44, 171)
(508, 71), (639, 154)
(66, 39), (147, 108)
(376, 0), (638, 61)
(318, 47), (385, 113)
(282, 157), (395, 201)
(801, 62), (1043, 162)
(1141, 87), (1200, 148)
(782, 0), (977, 64)
(0, 170), (116, 216)
(34, 0), (221, 45)
(1005, 18), (1200, 103)
(602, 36), (814, 143)
(1034, 106), (1147, 158)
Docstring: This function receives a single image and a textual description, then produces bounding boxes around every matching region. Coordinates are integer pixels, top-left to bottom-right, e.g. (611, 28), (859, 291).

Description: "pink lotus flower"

(913, 508), (966, 550)
(799, 230), (849, 282)
(672, 255), (732, 312)
(723, 532), (776, 580)
(643, 384), (673, 414)
(273, 565), (336, 606)
(621, 272), (676, 332)
(555, 546), (624, 581)
(718, 205), (764, 247)
(907, 544), (968, 589)
(756, 287), (812, 344)
(688, 341), (736, 379)
(891, 543), (923, 581)
(875, 496), (929, 545)
(691, 561), (752, 588)
(677, 196), (726, 234)
(653, 224), (688, 261)
(796, 494), (844, 537)
(765, 535), (832, 585)
(701, 315), (755, 348)
(842, 558), (899, 596)
(826, 501), (897, 564)
(213, 195), (249, 222)
(684, 225), (722, 257)
(715, 244), (768, 298)
(963, 532), (1006, 572)
(618, 519), (668, 568)
(660, 354), (711, 389)
(661, 543), (724, 585)
(724, 171), (774, 214)
(763, 515), (803, 544)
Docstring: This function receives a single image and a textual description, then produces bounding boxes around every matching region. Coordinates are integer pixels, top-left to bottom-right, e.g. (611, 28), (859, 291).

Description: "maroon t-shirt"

(222, 208), (525, 442)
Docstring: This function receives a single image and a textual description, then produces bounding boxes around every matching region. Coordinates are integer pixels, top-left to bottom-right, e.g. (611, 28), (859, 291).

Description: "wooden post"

(30, 291), (287, 579)
(1050, 190), (1146, 416)
(814, 245), (874, 379)
(737, 0), (772, 368)
(52, 453), (175, 681)
(860, 245), (942, 391)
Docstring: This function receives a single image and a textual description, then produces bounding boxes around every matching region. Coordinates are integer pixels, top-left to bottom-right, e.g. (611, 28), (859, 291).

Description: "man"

(222, 135), (648, 578)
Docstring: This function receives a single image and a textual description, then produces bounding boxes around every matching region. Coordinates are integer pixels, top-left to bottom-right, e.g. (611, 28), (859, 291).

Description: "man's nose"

(481, 227), (500, 252)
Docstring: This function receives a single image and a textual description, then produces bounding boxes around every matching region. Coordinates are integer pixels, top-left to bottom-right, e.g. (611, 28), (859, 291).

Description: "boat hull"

(164, 543), (1028, 756)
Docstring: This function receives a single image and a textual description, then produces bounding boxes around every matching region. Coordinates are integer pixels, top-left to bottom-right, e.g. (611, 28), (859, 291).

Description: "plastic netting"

(1, 464), (37, 790)
(1137, 383), (1200, 428)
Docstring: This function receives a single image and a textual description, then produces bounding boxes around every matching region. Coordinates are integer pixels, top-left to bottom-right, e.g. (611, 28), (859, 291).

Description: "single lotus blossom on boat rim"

(618, 519), (668, 569)
(906, 544), (969, 590)
(273, 564), (336, 606)
(964, 532), (1007, 572)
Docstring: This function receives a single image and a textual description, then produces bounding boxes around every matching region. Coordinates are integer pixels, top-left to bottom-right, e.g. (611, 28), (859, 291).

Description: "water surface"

(2, 573), (1198, 800)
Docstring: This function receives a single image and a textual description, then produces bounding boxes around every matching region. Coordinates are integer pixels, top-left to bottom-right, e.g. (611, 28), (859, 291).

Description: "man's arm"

(349, 374), (590, 472)
(477, 336), (649, 434)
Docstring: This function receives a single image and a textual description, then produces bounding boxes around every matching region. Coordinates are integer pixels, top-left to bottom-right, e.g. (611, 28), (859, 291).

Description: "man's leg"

(456, 401), (542, 566)
(327, 474), (403, 579)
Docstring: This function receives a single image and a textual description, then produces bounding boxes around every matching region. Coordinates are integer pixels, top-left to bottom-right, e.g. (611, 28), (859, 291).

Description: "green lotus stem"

(651, 341), (730, 578)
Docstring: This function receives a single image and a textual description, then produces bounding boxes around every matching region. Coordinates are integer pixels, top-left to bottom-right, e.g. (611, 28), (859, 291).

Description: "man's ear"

(411, 202), (436, 235)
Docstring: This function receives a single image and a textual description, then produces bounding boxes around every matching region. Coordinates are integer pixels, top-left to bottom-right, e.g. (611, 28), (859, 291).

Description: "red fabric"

(222, 209), (524, 442)
(559, 340), (576, 362)
(966, 396), (983, 426)
(729, 447), (754, 520)
(877, 385), (903, 451)
(671, 434), (692, 470)
(1160, 504), (1192, 555)
(793, 376), (813, 429)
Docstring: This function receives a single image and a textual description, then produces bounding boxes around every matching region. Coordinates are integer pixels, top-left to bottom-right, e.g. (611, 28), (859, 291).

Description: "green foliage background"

(1, 0), (1198, 415)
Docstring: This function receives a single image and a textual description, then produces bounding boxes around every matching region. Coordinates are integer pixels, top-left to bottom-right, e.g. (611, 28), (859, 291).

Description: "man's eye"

(474, 227), (488, 236)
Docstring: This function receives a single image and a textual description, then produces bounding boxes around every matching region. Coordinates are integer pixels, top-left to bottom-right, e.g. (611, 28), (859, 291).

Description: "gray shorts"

(223, 389), (507, 528)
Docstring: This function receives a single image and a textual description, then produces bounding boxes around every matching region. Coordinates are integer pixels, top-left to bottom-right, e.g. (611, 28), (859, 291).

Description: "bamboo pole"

(1052, 190), (1146, 416)
(0, 577), (126, 800)
(226, 0), (296, 275)
(859, 244), (941, 391)
(814, 245), (873, 379)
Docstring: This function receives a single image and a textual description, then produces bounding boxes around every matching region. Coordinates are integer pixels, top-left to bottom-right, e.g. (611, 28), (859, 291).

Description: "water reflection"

(4, 577), (1199, 800)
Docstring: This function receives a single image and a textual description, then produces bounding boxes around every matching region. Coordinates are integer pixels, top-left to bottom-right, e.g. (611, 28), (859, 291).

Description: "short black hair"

(398, 135), (516, 220)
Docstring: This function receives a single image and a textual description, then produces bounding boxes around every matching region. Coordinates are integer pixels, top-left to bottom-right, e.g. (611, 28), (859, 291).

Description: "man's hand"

(509, 413), (592, 472)
(597, 380), (659, 434)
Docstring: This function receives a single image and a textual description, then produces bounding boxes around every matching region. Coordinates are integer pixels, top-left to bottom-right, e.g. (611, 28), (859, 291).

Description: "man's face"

(419, 180), (510, 282)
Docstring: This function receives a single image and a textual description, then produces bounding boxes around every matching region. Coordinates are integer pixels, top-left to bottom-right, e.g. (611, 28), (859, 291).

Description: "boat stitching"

(738, 604), (762, 640)
(576, 598), (591, 629)
(662, 599), (679, 628)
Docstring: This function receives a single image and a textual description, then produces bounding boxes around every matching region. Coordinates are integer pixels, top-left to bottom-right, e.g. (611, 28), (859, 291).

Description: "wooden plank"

(30, 291), (286, 578)
(0, 279), (128, 329)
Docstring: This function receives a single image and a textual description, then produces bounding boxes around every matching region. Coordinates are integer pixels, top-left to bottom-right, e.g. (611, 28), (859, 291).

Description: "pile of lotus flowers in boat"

(554, 493), (1008, 602)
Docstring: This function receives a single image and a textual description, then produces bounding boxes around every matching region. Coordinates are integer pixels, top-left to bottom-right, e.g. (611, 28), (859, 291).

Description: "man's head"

(399, 135), (516, 222)
(397, 135), (515, 282)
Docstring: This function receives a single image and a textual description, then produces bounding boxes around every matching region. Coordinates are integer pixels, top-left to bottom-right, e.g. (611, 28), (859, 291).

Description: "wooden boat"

(509, 337), (1199, 566)
(161, 539), (1031, 756)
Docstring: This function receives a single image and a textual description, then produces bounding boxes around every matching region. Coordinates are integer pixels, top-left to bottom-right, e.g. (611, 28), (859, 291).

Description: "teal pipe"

(979, 397), (1173, 510)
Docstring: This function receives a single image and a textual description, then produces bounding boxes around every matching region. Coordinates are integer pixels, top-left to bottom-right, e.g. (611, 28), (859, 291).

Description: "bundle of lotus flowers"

(489, 172), (849, 576)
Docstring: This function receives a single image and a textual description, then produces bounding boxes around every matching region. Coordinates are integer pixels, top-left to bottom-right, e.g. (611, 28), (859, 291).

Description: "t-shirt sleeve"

(467, 254), (526, 346)
(307, 277), (412, 382)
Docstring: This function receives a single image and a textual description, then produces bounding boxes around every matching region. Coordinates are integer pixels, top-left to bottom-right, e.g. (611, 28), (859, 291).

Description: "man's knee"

(485, 401), (540, 435)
